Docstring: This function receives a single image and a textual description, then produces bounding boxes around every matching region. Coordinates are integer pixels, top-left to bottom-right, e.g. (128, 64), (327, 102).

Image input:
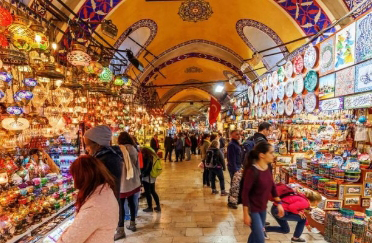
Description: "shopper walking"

(164, 134), (174, 162)
(205, 140), (227, 195)
(218, 132), (226, 158)
(150, 134), (160, 153)
(57, 155), (118, 243)
(227, 130), (242, 181)
(242, 142), (285, 243)
(141, 147), (161, 212)
(185, 134), (192, 161)
(116, 132), (141, 237)
(200, 134), (211, 187)
(175, 136), (184, 162)
(191, 133), (198, 155)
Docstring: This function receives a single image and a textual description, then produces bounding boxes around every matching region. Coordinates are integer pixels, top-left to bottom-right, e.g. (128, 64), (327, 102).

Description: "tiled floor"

(116, 154), (326, 243)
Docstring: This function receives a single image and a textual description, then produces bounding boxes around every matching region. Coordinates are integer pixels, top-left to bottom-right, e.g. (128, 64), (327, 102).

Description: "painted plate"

(271, 102), (277, 116)
(266, 104), (272, 116)
(293, 54), (304, 74)
(304, 70), (318, 92)
(285, 98), (294, 116)
(262, 91), (267, 104)
(278, 100), (285, 115)
(294, 95), (304, 114)
(285, 79), (294, 98)
(267, 73), (273, 87)
(258, 81), (263, 93)
(262, 77), (268, 90)
(304, 45), (317, 70)
(248, 86), (254, 104)
(278, 83), (285, 100)
(284, 60), (293, 79)
(272, 71), (279, 86)
(293, 75), (304, 95)
(258, 107), (262, 118)
(267, 87), (273, 103)
(304, 92), (317, 113)
(254, 94), (259, 106)
(259, 93), (263, 105)
(278, 66), (285, 83)
(254, 83), (259, 94)
(272, 85), (278, 101)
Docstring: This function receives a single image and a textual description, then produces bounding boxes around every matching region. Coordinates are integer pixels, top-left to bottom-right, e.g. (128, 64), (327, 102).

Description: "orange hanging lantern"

(0, 6), (12, 28)
(0, 33), (8, 47)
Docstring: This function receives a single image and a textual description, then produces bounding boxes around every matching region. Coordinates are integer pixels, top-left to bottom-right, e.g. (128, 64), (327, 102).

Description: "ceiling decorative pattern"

(142, 52), (250, 85)
(178, 0), (213, 23)
(185, 66), (203, 73)
(223, 70), (236, 80)
(343, 0), (372, 18)
(274, 0), (335, 40)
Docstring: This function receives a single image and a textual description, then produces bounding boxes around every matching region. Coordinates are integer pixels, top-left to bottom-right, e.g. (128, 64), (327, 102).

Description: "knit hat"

(84, 125), (112, 146)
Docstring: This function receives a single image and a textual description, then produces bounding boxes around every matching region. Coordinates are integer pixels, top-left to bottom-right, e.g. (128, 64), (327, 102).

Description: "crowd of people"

(56, 123), (320, 243)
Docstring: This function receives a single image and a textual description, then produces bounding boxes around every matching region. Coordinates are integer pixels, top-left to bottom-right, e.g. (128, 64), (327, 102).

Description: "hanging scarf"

(119, 145), (133, 180)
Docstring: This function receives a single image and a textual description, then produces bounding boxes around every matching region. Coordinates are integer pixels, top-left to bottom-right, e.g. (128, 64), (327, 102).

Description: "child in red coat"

(266, 190), (322, 242)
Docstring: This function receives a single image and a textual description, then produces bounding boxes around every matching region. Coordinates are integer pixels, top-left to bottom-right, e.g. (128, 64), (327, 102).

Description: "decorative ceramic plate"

(258, 81), (263, 93)
(254, 94), (259, 106)
(254, 83), (259, 94)
(272, 86), (278, 101)
(278, 83), (285, 100)
(304, 92), (317, 113)
(285, 98), (294, 116)
(262, 77), (268, 90)
(267, 104), (272, 116)
(278, 100), (285, 115)
(271, 102), (277, 116)
(272, 71), (279, 86)
(263, 105), (268, 117)
(262, 91), (267, 104)
(267, 73), (273, 87)
(259, 93), (263, 105)
(258, 107), (262, 118)
(267, 87), (273, 103)
(277, 66), (285, 83)
(285, 79), (294, 98)
(294, 95), (304, 114)
(248, 86), (254, 104)
(304, 70), (318, 92)
(293, 75), (304, 95)
(284, 60), (293, 79)
(304, 45), (317, 70)
(293, 54), (304, 74)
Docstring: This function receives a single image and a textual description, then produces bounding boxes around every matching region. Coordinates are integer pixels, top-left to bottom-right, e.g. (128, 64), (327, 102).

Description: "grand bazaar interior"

(1, 0), (372, 242)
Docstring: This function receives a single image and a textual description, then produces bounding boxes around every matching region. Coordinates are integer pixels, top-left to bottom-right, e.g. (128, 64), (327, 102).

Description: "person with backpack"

(201, 134), (211, 187)
(141, 146), (161, 212)
(266, 188), (322, 242)
(242, 142), (284, 243)
(205, 140), (227, 195)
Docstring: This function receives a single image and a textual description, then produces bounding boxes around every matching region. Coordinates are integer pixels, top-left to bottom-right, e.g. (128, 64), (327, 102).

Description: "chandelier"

(178, 0), (213, 23)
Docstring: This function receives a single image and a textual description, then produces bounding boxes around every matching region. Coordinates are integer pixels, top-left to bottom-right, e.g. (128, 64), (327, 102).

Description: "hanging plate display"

(278, 100), (285, 115)
(278, 83), (285, 100)
(267, 104), (272, 116)
(304, 92), (317, 113)
(271, 102), (277, 116)
(285, 79), (294, 98)
(254, 83), (259, 94)
(259, 93), (263, 105)
(262, 91), (267, 104)
(263, 105), (267, 117)
(254, 94), (259, 106)
(304, 70), (318, 92)
(293, 54), (304, 74)
(258, 81), (263, 93)
(272, 71), (279, 86)
(294, 95), (304, 114)
(285, 61), (293, 79)
(248, 86), (254, 104)
(267, 87), (273, 103)
(278, 66), (285, 83)
(285, 98), (294, 116)
(258, 107), (262, 118)
(293, 75), (304, 95)
(267, 73), (273, 87)
(272, 86), (278, 101)
(304, 45), (317, 70)
(262, 77), (268, 90)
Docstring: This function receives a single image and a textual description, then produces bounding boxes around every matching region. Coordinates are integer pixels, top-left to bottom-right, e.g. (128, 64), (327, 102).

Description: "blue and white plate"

(267, 73), (273, 87)
(278, 83), (285, 100)
(278, 100), (285, 115)
(272, 86), (278, 101)
(267, 87), (273, 103)
(272, 102), (277, 116)
(285, 79), (294, 98)
(285, 98), (294, 116)
(248, 86), (254, 104)
(293, 75), (304, 95)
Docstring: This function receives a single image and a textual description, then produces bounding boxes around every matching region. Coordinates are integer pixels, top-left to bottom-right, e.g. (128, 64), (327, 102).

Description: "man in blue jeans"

(226, 130), (242, 209)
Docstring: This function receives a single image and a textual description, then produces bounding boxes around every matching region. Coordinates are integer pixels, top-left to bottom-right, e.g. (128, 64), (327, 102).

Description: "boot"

(154, 206), (161, 212)
(143, 207), (153, 212)
(220, 190), (228, 196)
(114, 227), (126, 241)
(126, 221), (137, 232)
(212, 189), (219, 194)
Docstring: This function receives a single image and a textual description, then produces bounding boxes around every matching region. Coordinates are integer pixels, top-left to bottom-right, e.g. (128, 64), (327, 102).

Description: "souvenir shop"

(222, 9), (372, 243)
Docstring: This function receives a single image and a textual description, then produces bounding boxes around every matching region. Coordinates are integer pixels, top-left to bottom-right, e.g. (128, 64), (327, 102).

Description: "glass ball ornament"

(7, 16), (34, 52)
(0, 72), (12, 83)
(67, 44), (91, 66)
(83, 61), (103, 74)
(23, 78), (38, 87)
(99, 67), (113, 82)
(14, 90), (33, 104)
(6, 105), (24, 115)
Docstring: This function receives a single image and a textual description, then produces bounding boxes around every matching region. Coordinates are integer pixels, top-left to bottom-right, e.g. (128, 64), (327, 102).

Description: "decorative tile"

(319, 36), (335, 76)
(356, 12), (372, 63)
(344, 92), (372, 109)
(334, 22), (356, 71)
(355, 59), (372, 93)
(319, 73), (335, 100)
(335, 66), (355, 97)
(343, 0), (372, 18)
(319, 97), (344, 111)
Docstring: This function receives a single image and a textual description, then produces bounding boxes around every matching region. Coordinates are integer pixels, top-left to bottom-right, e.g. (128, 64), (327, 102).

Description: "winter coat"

(219, 137), (226, 149)
(119, 144), (141, 194)
(164, 136), (174, 150)
(253, 132), (268, 144)
(207, 148), (226, 170)
(227, 139), (242, 172)
(150, 138), (159, 151)
(175, 139), (183, 151)
(93, 146), (123, 199)
(185, 137), (192, 147)
(191, 136), (198, 147)
(281, 194), (310, 214)
(57, 184), (118, 243)
(201, 140), (211, 160)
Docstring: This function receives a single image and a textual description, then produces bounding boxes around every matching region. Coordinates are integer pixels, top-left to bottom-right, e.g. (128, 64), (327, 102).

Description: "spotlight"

(215, 85), (224, 93)
(126, 50), (144, 72)
(52, 42), (58, 50)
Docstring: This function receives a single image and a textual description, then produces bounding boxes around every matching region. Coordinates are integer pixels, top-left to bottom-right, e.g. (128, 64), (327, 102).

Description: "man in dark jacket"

(253, 122), (272, 144)
(164, 134), (174, 162)
(190, 134), (198, 155)
(226, 130), (242, 182)
(150, 134), (160, 153)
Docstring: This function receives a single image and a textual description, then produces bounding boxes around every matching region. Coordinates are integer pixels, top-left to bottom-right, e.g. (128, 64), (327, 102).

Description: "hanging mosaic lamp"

(32, 85), (48, 107)
(0, 33), (8, 47)
(67, 44), (91, 66)
(0, 6), (12, 28)
(99, 67), (113, 82)
(114, 76), (125, 86)
(7, 16), (34, 52)
(1, 118), (30, 131)
(23, 78), (38, 87)
(14, 90), (33, 105)
(0, 72), (12, 83)
(123, 75), (132, 86)
(6, 105), (24, 116)
(30, 24), (49, 51)
(84, 61), (103, 74)
(53, 87), (74, 107)
(0, 90), (5, 100)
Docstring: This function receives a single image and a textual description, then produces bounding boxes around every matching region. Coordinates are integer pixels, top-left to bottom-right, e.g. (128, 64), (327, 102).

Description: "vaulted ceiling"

(32, 0), (372, 116)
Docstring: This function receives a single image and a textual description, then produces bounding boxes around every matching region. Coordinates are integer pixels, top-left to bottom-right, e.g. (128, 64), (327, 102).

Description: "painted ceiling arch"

(165, 89), (212, 115)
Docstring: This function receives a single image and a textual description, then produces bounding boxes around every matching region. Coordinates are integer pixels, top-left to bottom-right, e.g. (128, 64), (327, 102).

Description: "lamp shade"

(2, 117), (30, 131)
(0, 6), (12, 28)
(6, 105), (24, 115)
(30, 24), (49, 51)
(0, 72), (12, 83)
(14, 90), (33, 104)
(67, 44), (91, 66)
(23, 78), (38, 87)
(114, 76), (125, 86)
(8, 16), (34, 52)
(84, 61), (103, 74)
(99, 67), (113, 82)
(32, 86), (47, 107)
(54, 87), (74, 107)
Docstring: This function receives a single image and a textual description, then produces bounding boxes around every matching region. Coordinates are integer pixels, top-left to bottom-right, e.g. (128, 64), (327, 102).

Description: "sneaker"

(264, 231), (269, 240)
(212, 189), (219, 194)
(154, 206), (161, 212)
(143, 207), (153, 212)
(227, 203), (238, 209)
(220, 191), (228, 196)
(291, 237), (306, 242)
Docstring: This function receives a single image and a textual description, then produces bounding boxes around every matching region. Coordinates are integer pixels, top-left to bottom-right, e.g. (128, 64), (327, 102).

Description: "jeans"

(203, 168), (210, 186)
(124, 191), (140, 220)
(185, 147), (191, 160)
(209, 168), (225, 191)
(118, 195), (136, 226)
(248, 210), (266, 243)
(165, 148), (173, 161)
(175, 149), (183, 161)
(266, 206), (306, 238)
(143, 181), (160, 208)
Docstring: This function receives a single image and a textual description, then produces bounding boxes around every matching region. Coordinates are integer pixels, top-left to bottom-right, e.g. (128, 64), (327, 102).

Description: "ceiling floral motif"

(178, 0), (213, 23)
(185, 66), (203, 73)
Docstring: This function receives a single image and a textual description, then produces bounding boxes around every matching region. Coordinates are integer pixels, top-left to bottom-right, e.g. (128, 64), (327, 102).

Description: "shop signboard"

(319, 97), (344, 111)
(344, 92), (372, 109)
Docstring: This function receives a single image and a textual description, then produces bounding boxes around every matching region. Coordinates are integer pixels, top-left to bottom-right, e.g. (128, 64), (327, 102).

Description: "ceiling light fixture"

(215, 85), (224, 93)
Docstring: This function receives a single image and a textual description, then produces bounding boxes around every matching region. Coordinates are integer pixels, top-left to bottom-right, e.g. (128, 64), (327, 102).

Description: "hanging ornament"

(44, 105), (62, 127)
(23, 78), (38, 87)
(84, 61), (103, 74)
(14, 90), (33, 105)
(53, 87), (74, 107)
(67, 44), (91, 66)
(0, 72), (12, 83)
(99, 67), (113, 82)
(0, 6), (12, 28)
(6, 105), (23, 116)
(1, 117), (30, 131)
(30, 24), (49, 51)
(7, 16), (34, 52)
(114, 76), (125, 86)
(32, 86), (48, 107)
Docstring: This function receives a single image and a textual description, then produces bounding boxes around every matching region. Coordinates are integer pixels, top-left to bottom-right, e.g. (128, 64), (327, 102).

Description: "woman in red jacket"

(266, 190), (322, 242)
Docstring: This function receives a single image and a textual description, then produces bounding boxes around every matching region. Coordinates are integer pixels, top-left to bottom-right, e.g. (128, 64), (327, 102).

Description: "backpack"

(205, 149), (219, 168)
(150, 156), (163, 178)
(275, 183), (295, 198)
(241, 139), (255, 165)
